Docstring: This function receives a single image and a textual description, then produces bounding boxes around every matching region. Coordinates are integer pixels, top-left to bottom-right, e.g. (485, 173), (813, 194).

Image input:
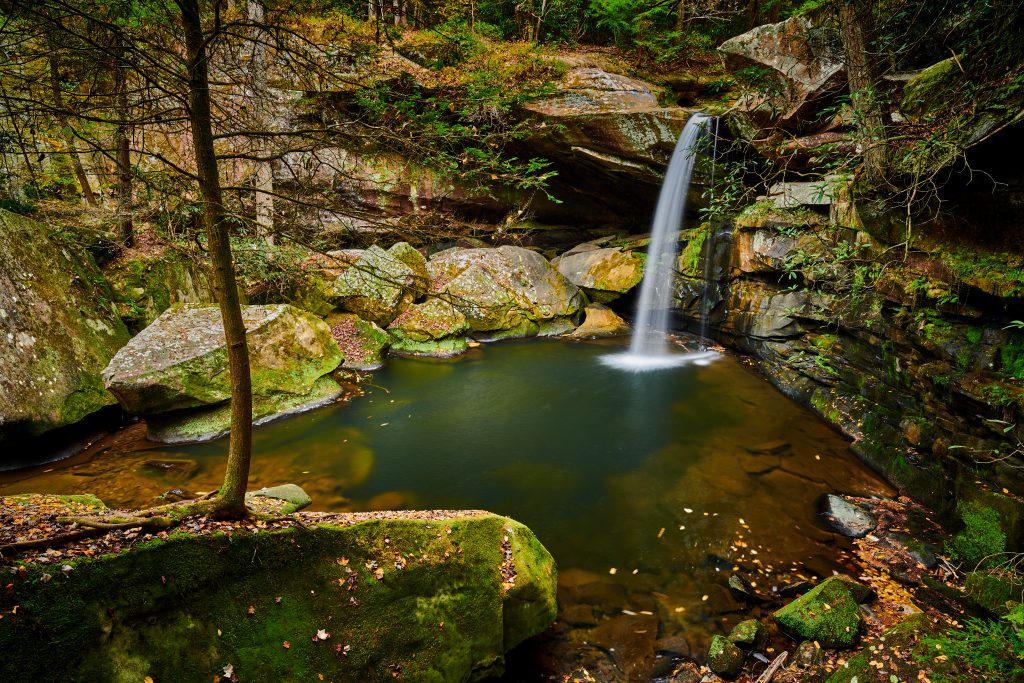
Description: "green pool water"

(1, 336), (894, 675)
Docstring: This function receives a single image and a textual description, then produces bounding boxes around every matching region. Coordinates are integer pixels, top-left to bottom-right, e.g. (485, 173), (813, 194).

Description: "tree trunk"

(676, 0), (686, 30)
(838, 0), (887, 186)
(48, 54), (97, 207)
(113, 36), (133, 246)
(248, 0), (274, 244)
(179, 0), (253, 516)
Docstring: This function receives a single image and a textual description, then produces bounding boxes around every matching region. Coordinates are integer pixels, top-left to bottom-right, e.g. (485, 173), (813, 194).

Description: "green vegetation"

(921, 606), (1024, 683)
(947, 502), (1008, 569)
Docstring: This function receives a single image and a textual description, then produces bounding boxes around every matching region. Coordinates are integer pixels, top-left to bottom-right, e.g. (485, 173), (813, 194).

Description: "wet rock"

(822, 494), (877, 538)
(706, 634), (745, 678)
(779, 580), (813, 598)
(654, 635), (692, 659)
(729, 573), (766, 603)
(561, 604), (598, 628)
(569, 304), (630, 338)
(773, 576), (866, 648)
(141, 459), (198, 479)
(727, 619), (766, 649)
(891, 533), (938, 569)
(0, 210), (131, 451)
(588, 613), (659, 681)
(744, 439), (791, 455)
(556, 247), (644, 302)
(331, 242), (429, 327)
(156, 488), (197, 503)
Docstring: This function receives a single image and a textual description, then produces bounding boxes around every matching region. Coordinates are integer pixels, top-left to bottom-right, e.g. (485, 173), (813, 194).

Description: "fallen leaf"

(317, 629), (330, 640)
(247, 606), (255, 615)
(282, 641), (290, 649)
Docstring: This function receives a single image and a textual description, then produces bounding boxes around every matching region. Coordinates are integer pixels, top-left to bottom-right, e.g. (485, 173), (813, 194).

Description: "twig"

(755, 651), (788, 683)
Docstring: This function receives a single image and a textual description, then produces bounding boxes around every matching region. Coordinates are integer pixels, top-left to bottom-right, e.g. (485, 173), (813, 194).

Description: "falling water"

(602, 113), (717, 371)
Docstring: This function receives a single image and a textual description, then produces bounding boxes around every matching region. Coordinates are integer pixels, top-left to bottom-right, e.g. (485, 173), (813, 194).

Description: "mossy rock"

(103, 304), (342, 415)
(327, 312), (391, 371)
(0, 511), (557, 682)
(556, 247), (644, 298)
(727, 619), (766, 649)
(246, 484), (313, 515)
(389, 335), (469, 358)
(824, 613), (960, 683)
(773, 577), (866, 648)
(104, 248), (214, 331)
(471, 319), (541, 343)
(331, 243), (429, 327)
(706, 634), (745, 678)
(388, 297), (471, 343)
(965, 571), (1024, 616)
(0, 209), (131, 452)
(1, 493), (107, 512)
(146, 375), (343, 443)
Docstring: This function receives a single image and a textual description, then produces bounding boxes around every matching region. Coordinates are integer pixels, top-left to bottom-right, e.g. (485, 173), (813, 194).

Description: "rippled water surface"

(2, 337), (894, 676)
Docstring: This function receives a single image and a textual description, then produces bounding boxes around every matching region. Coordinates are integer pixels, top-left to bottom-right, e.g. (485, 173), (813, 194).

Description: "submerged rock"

(773, 576), (867, 648)
(103, 304), (343, 441)
(0, 509), (558, 682)
(0, 210), (131, 451)
(822, 494), (877, 538)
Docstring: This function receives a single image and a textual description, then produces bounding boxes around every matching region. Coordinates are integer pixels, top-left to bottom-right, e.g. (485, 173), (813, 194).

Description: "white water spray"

(602, 113), (717, 372)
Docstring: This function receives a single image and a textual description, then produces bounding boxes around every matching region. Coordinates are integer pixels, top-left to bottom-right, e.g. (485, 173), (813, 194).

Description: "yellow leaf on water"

(144, 677), (154, 683)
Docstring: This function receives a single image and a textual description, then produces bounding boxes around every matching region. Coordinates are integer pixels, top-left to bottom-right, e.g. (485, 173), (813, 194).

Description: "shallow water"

(1, 337), (894, 676)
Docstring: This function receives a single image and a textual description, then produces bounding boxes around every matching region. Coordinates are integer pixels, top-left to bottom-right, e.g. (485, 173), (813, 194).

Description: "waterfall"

(601, 113), (718, 372)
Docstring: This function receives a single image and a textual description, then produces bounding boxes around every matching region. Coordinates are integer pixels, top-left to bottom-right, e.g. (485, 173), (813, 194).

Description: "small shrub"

(947, 502), (1007, 569)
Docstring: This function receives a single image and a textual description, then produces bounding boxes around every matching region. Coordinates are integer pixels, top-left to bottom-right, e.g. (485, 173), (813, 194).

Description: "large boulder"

(327, 312), (391, 370)
(103, 304), (343, 441)
(557, 247), (645, 302)
(718, 16), (846, 134)
(331, 242), (429, 327)
(429, 246), (583, 334)
(0, 506), (558, 682)
(0, 210), (131, 451)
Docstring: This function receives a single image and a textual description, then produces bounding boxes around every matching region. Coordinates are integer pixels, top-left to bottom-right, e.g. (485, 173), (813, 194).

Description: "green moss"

(999, 336), (1024, 380)
(965, 571), (1024, 615)
(0, 514), (557, 682)
(947, 502), (1007, 569)
(773, 577), (865, 648)
(389, 335), (469, 358)
(677, 227), (708, 277)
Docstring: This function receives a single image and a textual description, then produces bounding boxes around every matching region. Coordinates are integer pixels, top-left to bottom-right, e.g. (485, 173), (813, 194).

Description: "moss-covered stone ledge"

(0, 507), (557, 682)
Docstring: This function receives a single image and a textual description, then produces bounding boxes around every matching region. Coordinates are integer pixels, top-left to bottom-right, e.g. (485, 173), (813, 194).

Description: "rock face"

(0, 508), (558, 682)
(429, 246), (583, 335)
(0, 210), (131, 450)
(718, 15), (845, 133)
(103, 304), (342, 441)
(520, 66), (692, 227)
(557, 247), (645, 302)
(773, 577), (866, 648)
(332, 242), (429, 327)
(105, 248), (215, 331)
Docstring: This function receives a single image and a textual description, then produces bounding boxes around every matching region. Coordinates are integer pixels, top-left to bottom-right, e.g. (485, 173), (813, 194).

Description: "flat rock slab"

(246, 483), (312, 514)
(823, 494), (877, 538)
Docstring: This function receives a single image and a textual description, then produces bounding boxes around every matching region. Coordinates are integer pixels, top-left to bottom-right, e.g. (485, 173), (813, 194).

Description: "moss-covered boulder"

(556, 247), (644, 302)
(332, 242), (429, 327)
(105, 248), (214, 331)
(0, 510), (558, 682)
(388, 297), (471, 357)
(773, 577), (866, 648)
(0, 210), (131, 452)
(102, 304), (343, 441)
(706, 634), (745, 678)
(965, 571), (1024, 616)
(428, 246), (583, 333)
(327, 312), (391, 370)
(727, 619), (766, 649)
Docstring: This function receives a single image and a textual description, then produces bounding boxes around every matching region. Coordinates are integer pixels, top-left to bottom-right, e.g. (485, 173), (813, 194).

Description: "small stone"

(728, 573), (765, 602)
(727, 619), (765, 649)
(706, 634), (745, 678)
(794, 640), (822, 668)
